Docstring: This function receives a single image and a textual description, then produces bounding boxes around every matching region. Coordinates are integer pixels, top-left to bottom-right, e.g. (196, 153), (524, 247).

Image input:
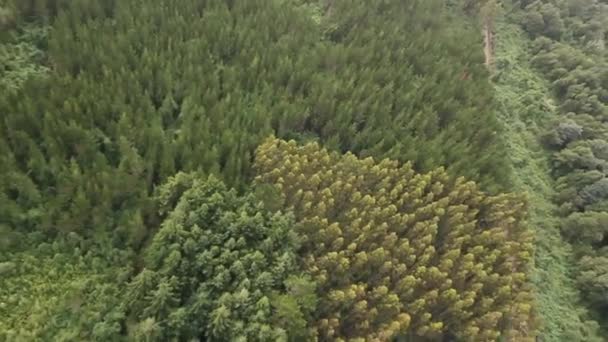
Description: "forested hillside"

(0, 0), (602, 340)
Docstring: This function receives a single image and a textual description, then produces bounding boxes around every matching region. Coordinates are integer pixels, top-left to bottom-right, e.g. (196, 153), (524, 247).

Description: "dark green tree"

(0, 0), (513, 253)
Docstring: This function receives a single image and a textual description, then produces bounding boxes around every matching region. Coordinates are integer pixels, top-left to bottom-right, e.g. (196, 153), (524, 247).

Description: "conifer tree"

(0, 0), (510, 247)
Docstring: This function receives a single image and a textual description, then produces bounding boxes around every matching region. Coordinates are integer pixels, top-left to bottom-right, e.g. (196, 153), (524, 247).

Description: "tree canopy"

(254, 137), (536, 341)
(125, 173), (315, 341)
(0, 0), (554, 340)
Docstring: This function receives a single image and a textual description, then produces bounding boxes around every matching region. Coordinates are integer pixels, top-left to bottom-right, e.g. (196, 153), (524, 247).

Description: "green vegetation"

(0, 239), (131, 341)
(492, 0), (608, 337)
(255, 137), (535, 341)
(4, 0), (608, 340)
(493, 16), (601, 341)
(0, 25), (48, 92)
(126, 173), (315, 341)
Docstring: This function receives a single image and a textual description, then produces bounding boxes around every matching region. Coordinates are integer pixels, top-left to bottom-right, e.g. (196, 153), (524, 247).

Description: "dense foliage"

(503, 0), (608, 332)
(491, 14), (603, 340)
(0, 0), (558, 340)
(126, 173), (315, 341)
(0, 0), (511, 249)
(0, 239), (131, 341)
(255, 137), (536, 341)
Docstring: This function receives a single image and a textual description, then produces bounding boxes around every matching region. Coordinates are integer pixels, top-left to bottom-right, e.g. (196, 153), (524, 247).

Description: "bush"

(543, 120), (583, 148)
(578, 255), (608, 306)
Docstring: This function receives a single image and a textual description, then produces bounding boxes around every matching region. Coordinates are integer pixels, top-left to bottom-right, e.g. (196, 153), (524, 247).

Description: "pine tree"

(0, 0), (510, 246)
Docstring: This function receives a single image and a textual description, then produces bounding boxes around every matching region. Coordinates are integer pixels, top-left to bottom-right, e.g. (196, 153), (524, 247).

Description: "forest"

(0, 0), (606, 341)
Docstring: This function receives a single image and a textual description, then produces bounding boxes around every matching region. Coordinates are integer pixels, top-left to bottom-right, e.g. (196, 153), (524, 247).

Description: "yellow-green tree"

(254, 137), (536, 341)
